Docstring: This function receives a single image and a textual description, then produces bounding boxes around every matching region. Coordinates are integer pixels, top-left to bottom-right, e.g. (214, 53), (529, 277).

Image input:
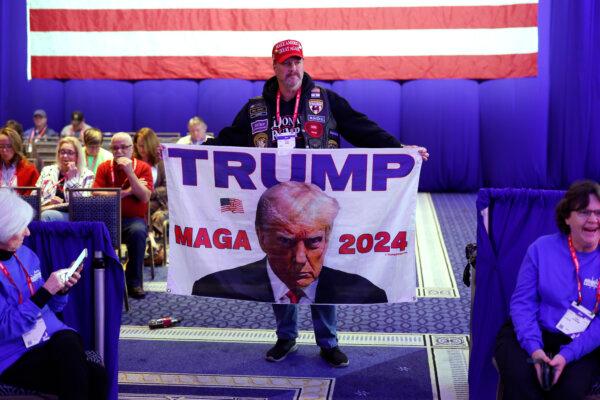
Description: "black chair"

(6, 186), (42, 220)
(67, 188), (129, 311)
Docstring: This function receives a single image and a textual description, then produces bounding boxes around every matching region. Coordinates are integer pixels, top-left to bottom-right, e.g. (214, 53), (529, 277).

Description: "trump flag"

(164, 145), (422, 304)
(28, 0), (537, 80)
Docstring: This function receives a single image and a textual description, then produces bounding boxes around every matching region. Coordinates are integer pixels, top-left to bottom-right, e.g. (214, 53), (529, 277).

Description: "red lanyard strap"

(0, 254), (35, 305)
(568, 235), (600, 314)
(276, 87), (301, 129)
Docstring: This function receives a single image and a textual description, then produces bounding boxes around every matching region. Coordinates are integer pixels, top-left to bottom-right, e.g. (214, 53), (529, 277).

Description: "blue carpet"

(119, 340), (433, 400)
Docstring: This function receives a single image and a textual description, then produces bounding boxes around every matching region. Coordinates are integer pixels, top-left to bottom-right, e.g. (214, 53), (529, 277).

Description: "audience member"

(176, 116), (216, 145)
(0, 127), (39, 194)
(60, 110), (91, 139)
(23, 109), (58, 146)
(36, 137), (94, 222)
(83, 128), (113, 175)
(0, 189), (107, 399)
(4, 120), (23, 137)
(133, 127), (168, 264)
(93, 132), (152, 299)
(495, 180), (600, 399)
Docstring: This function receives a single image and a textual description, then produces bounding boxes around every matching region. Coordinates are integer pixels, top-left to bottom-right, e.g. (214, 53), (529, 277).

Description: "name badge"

(276, 133), (296, 150)
(556, 301), (595, 338)
(22, 317), (49, 348)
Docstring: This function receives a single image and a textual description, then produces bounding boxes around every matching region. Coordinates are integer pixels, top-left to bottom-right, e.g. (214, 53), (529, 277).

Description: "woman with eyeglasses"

(0, 127), (39, 194)
(82, 128), (112, 176)
(36, 137), (94, 222)
(495, 180), (600, 399)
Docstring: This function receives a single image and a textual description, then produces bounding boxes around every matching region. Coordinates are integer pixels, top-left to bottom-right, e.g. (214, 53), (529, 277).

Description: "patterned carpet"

(119, 192), (477, 399)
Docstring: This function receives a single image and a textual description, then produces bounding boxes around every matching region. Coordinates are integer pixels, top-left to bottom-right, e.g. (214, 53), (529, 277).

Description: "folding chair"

(67, 188), (129, 311)
(6, 186), (42, 220)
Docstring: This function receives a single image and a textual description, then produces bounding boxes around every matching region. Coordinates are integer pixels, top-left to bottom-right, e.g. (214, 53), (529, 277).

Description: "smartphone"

(63, 248), (88, 280)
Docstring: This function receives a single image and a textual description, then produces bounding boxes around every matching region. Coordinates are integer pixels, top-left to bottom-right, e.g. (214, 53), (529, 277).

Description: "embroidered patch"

(308, 138), (323, 148)
(253, 132), (269, 148)
(304, 122), (324, 138)
(311, 87), (321, 98)
(251, 119), (268, 134)
(249, 103), (267, 118)
(327, 139), (339, 149)
(308, 99), (324, 115)
(307, 114), (326, 123)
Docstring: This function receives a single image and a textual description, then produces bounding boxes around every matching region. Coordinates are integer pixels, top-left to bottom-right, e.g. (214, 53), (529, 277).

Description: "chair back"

(6, 186), (42, 220)
(68, 188), (121, 249)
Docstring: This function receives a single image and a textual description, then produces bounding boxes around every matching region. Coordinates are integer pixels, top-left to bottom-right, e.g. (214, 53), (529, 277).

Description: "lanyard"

(0, 255), (35, 305)
(110, 158), (136, 187)
(568, 235), (600, 314)
(0, 164), (17, 187)
(276, 87), (301, 129)
(29, 126), (47, 144)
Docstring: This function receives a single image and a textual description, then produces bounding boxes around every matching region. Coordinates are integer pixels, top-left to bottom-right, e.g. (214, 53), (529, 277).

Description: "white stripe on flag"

(30, 28), (537, 57)
(29, 0), (538, 10)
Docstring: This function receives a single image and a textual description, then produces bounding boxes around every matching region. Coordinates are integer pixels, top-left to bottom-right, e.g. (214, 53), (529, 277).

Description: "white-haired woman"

(36, 136), (94, 221)
(0, 189), (106, 398)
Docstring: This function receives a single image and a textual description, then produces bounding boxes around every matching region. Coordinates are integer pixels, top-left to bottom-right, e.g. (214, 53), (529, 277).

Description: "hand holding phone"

(62, 248), (87, 282)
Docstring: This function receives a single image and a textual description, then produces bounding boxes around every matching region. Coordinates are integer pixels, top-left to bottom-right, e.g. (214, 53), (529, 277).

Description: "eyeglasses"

(59, 150), (77, 156)
(0, 144), (13, 150)
(576, 209), (600, 219)
(111, 144), (132, 152)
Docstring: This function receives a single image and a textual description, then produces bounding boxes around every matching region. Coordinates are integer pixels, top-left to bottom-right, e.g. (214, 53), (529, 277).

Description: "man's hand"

(115, 157), (134, 176)
(531, 349), (552, 386)
(404, 145), (429, 161)
(549, 353), (567, 385)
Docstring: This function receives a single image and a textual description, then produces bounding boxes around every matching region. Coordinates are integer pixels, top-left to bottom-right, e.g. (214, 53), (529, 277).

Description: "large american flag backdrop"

(27, 0), (538, 80)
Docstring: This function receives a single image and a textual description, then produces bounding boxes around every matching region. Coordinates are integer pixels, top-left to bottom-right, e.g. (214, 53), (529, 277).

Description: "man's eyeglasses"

(111, 144), (132, 152)
(59, 150), (77, 156)
(576, 209), (600, 219)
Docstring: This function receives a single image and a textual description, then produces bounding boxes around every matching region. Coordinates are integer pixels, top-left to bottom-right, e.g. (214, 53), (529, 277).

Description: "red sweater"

(93, 159), (153, 219)
(4, 159), (39, 194)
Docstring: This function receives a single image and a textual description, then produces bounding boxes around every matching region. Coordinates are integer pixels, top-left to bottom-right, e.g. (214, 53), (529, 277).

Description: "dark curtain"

(547, 0), (600, 188)
(469, 188), (564, 399)
(24, 221), (124, 400)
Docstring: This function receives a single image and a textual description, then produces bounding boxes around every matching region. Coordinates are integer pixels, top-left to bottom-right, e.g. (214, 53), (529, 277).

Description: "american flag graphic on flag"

(27, 0), (538, 80)
(220, 198), (244, 213)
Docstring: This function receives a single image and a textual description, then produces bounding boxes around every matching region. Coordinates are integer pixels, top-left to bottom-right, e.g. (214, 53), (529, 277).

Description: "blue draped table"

(24, 221), (124, 400)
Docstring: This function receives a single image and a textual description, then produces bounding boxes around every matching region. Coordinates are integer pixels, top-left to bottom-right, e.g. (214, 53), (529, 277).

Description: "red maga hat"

(272, 39), (303, 63)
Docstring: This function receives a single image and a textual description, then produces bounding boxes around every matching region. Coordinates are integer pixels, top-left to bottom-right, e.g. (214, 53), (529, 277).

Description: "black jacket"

(192, 258), (388, 304)
(217, 73), (402, 149)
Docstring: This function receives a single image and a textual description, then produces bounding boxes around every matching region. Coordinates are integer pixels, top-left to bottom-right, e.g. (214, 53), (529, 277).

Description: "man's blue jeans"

(121, 217), (147, 288)
(272, 304), (338, 349)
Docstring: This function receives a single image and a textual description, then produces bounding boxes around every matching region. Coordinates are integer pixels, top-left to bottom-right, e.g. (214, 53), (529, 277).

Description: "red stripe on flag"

(30, 4), (537, 32)
(31, 54), (537, 80)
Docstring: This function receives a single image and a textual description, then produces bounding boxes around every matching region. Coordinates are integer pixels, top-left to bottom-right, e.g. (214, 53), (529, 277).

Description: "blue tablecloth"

(24, 221), (124, 400)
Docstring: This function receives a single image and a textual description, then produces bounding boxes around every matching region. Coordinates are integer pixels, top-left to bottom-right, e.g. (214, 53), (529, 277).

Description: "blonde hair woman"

(36, 137), (94, 221)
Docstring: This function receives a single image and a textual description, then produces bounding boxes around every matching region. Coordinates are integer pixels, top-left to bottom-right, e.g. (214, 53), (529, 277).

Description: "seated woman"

(133, 127), (167, 264)
(36, 137), (94, 222)
(495, 180), (600, 399)
(0, 127), (39, 194)
(83, 128), (112, 176)
(0, 189), (107, 398)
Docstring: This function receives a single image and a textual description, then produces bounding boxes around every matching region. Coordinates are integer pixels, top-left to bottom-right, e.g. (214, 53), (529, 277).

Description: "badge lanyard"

(29, 126), (47, 144)
(110, 158), (136, 188)
(276, 87), (301, 128)
(0, 255), (35, 305)
(0, 165), (17, 187)
(568, 235), (600, 314)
